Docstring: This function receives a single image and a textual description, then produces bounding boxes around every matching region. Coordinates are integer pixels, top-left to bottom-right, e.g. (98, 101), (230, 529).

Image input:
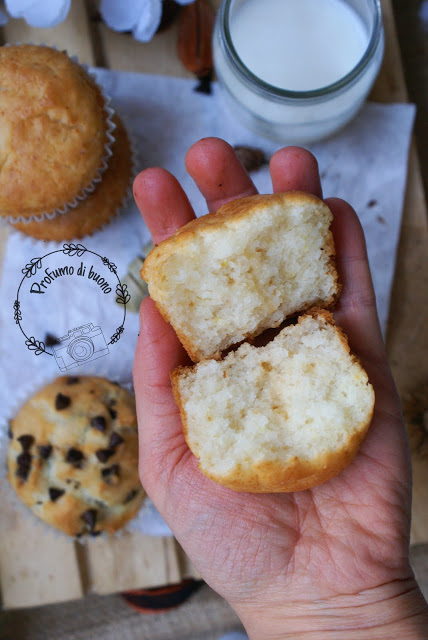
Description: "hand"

(133, 138), (428, 639)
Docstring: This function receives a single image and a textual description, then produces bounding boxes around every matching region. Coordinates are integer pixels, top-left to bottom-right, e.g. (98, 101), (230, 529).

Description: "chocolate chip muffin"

(7, 376), (144, 537)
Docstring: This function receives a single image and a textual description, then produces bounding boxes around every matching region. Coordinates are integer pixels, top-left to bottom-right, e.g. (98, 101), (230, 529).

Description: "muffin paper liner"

(1, 44), (116, 225)
(0, 367), (172, 544)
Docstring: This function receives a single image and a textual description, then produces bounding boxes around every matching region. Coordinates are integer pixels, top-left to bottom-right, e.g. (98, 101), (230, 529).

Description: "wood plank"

(0, 483), (83, 609)
(0, 0), (94, 610)
(97, 21), (193, 79)
(388, 149), (428, 544)
(1, 0), (95, 64)
(375, 0), (428, 544)
(94, 0), (221, 77)
(371, 0), (408, 102)
(85, 533), (181, 594)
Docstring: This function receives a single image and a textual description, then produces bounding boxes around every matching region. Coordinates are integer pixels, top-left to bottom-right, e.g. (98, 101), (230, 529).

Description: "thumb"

(133, 297), (190, 500)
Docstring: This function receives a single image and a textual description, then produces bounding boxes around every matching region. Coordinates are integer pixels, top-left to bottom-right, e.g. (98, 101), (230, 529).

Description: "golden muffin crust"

(13, 115), (132, 240)
(0, 45), (110, 219)
(7, 376), (144, 537)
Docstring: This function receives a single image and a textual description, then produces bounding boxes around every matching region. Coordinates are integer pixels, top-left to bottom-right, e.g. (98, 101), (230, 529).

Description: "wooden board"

(0, 0), (426, 608)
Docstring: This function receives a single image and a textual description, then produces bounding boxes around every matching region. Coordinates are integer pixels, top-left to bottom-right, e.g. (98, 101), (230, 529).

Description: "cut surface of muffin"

(172, 311), (374, 493)
(142, 192), (339, 362)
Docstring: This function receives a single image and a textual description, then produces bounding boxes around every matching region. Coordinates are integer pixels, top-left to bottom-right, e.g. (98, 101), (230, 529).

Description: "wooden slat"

(95, 0), (220, 77)
(371, 0), (408, 103)
(0, 1), (96, 610)
(375, 0), (428, 544)
(97, 21), (193, 79)
(0, 483), (83, 609)
(1, 0), (95, 64)
(86, 533), (181, 594)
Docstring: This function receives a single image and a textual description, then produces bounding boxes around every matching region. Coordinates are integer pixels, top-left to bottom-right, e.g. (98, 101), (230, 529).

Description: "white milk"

(230, 0), (368, 91)
(213, 0), (385, 142)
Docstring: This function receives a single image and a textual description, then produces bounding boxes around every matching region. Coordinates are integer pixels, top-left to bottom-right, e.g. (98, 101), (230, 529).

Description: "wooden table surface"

(0, 0), (427, 614)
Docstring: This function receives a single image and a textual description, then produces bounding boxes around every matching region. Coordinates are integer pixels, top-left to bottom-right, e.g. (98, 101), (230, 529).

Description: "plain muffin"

(0, 44), (110, 219)
(172, 311), (374, 493)
(142, 192), (339, 362)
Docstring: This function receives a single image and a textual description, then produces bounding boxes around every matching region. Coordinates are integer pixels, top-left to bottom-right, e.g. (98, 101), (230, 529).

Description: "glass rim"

(220, 0), (384, 100)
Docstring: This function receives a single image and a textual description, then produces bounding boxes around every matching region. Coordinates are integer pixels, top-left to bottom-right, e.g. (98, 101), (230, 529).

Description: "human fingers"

(327, 197), (386, 369)
(270, 146), (323, 198)
(133, 167), (195, 244)
(185, 137), (257, 212)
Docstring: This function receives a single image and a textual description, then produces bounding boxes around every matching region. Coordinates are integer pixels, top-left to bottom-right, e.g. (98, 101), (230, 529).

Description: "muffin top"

(7, 376), (144, 537)
(0, 45), (109, 219)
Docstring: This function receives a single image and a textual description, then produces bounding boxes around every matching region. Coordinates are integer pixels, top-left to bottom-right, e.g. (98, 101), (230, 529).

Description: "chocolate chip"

(90, 530), (102, 537)
(233, 145), (266, 172)
(194, 72), (213, 95)
(45, 333), (60, 347)
(17, 434), (34, 451)
(101, 463), (119, 476)
(66, 376), (79, 385)
(110, 399), (117, 406)
(81, 509), (97, 531)
(55, 393), (71, 410)
(38, 444), (52, 460)
(109, 432), (124, 448)
(112, 381), (121, 387)
(65, 448), (84, 466)
(95, 448), (114, 463)
(49, 487), (65, 502)
(7, 423), (13, 439)
(367, 199), (378, 208)
(16, 452), (32, 481)
(124, 489), (139, 504)
(90, 416), (106, 432)
(109, 408), (117, 420)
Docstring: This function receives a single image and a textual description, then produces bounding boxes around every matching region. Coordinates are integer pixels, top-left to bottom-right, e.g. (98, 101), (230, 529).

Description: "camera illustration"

(52, 323), (109, 371)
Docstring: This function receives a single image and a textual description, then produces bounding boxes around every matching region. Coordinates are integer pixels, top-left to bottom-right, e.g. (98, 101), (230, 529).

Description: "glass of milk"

(213, 0), (385, 143)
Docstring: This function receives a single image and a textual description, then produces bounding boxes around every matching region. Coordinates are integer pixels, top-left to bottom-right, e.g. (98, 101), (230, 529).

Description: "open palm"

(133, 139), (422, 634)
